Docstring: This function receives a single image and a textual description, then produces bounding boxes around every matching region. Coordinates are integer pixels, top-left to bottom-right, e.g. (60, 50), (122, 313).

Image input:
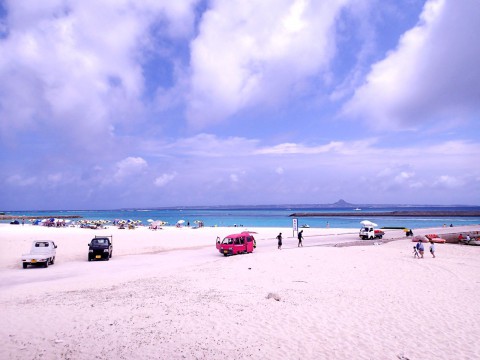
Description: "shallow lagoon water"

(3, 206), (480, 229)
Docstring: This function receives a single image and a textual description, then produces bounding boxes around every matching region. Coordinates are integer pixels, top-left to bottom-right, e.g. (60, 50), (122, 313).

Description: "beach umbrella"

(360, 220), (378, 227)
(147, 219), (154, 223)
(177, 220), (185, 224)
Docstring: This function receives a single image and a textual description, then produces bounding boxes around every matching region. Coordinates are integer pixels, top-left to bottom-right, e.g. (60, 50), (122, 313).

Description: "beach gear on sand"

(425, 234), (446, 243)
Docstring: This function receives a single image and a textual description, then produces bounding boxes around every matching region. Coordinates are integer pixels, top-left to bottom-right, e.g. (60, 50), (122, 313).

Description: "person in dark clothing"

(415, 240), (424, 258)
(297, 230), (303, 247)
(277, 233), (283, 250)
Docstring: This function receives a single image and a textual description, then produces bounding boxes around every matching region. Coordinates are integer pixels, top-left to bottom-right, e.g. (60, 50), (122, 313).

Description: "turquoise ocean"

(2, 205), (480, 229)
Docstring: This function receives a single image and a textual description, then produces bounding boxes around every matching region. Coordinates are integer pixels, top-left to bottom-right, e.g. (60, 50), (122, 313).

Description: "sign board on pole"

(292, 218), (298, 237)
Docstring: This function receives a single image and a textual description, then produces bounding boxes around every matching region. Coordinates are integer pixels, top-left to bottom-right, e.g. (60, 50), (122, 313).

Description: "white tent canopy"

(360, 220), (378, 227)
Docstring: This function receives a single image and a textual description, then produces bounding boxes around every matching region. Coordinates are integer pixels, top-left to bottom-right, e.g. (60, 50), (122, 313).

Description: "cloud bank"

(344, 0), (480, 130)
(0, 0), (479, 209)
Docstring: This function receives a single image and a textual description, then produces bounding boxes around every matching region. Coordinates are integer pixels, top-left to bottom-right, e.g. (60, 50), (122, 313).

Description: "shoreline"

(1, 223), (478, 270)
(0, 215), (82, 220)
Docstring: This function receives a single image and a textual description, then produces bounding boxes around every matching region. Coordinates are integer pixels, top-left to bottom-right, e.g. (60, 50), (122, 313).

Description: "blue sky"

(0, 0), (479, 210)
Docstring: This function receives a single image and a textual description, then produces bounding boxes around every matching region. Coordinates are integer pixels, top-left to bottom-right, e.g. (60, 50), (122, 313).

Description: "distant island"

(290, 210), (480, 217)
(136, 199), (479, 211)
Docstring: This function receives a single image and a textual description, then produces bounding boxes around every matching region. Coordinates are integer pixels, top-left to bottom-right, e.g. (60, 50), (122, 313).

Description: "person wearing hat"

(416, 239), (425, 258)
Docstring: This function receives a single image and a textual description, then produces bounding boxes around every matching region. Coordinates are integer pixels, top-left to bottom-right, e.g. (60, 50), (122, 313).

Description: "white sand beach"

(1, 223), (479, 359)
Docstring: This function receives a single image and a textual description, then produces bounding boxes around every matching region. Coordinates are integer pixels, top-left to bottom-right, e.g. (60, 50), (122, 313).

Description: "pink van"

(216, 232), (256, 256)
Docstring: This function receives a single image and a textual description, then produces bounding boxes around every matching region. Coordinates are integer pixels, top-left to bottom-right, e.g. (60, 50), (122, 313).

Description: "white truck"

(21, 240), (57, 269)
(359, 227), (385, 240)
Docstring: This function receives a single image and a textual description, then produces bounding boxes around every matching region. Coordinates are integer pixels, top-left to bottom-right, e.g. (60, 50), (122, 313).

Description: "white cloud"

(343, 0), (480, 129)
(0, 1), (199, 145)
(256, 141), (344, 155)
(408, 181), (424, 189)
(47, 173), (64, 185)
(145, 133), (260, 157)
(113, 156), (148, 182)
(255, 139), (377, 155)
(433, 175), (463, 189)
(394, 171), (415, 184)
(187, 0), (351, 127)
(154, 172), (177, 187)
(5, 174), (37, 187)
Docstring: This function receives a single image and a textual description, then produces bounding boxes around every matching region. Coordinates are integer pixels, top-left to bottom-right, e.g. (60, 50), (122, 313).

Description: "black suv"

(88, 236), (113, 261)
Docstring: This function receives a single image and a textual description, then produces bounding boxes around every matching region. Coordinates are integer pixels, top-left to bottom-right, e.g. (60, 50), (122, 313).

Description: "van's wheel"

(88, 256), (91, 261)
(50, 257), (55, 265)
(23, 263), (28, 269)
(369, 236), (373, 240)
(44, 261), (49, 268)
(378, 235), (383, 239)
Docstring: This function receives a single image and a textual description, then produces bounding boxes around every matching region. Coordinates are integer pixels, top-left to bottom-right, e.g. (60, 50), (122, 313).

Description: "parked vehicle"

(22, 240), (57, 269)
(359, 227), (385, 240)
(216, 232), (256, 256)
(88, 236), (113, 261)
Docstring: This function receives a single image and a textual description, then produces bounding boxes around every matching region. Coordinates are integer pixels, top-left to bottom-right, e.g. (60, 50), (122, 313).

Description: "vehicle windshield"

(93, 239), (108, 245)
(222, 237), (234, 244)
(35, 242), (49, 247)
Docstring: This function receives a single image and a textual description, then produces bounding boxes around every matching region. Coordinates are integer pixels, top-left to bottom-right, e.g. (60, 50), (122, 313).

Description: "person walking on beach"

(297, 230), (304, 247)
(277, 233), (283, 250)
(416, 240), (424, 259)
(429, 240), (436, 258)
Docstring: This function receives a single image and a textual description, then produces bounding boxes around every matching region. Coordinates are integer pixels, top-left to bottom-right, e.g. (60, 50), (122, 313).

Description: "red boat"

(216, 232), (256, 256)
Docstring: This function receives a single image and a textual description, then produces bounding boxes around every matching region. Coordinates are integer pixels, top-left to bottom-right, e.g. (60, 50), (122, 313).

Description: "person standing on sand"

(277, 233), (283, 250)
(297, 230), (303, 247)
(416, 240), (424, 258)
(429, 240), (436, 258)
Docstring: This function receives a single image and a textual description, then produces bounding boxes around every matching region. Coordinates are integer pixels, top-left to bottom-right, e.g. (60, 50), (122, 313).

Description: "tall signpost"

(292, 218), (298, 238)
